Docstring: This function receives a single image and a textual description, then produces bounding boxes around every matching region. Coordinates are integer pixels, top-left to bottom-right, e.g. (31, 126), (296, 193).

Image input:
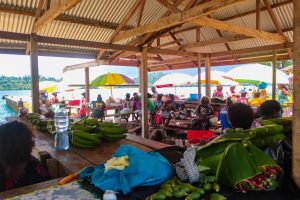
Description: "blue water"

(0, 90), (31, 123)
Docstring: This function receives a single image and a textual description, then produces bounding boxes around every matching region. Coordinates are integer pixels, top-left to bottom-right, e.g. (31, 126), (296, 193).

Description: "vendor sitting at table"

(91, 94), (106, 121)
(175, 103), (188, 120)
(248, 91), (263, 107)
(0, 121), (50, 192)
(160, 94), (176, 127)
(252, 100), (282, 128)
(120, 93), (132, 122)
(192, 96), (214, 130)
(131, 93), (142, 121)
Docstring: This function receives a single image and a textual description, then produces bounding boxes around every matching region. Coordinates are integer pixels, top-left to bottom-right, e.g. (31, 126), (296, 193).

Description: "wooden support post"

(85, 67), (90, 104)
(272, 50), (277, 100)
(256, 0), (261, 30)
(141, 47), (149, 138)
(205, 54), (211, 98)
(197, 54), (201, 102)
(138, 61), (142, 93)
(293, 0), (300, 188)
(30, 34), (40, 113)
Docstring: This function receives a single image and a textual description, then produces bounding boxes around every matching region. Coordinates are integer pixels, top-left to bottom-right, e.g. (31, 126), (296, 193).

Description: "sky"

(0, 54), (238, 85)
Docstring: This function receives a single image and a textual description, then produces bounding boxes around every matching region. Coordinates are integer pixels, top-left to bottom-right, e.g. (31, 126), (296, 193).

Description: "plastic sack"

(80, 145), (173, 195)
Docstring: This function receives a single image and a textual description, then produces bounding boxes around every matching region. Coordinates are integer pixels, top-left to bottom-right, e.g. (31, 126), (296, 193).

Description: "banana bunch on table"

(70, 118), (127, 149)
(26, 113), (54, 134)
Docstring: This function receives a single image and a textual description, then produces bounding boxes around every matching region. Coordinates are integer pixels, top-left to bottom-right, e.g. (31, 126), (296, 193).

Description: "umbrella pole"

(110, 86), (113, 97)
(175, 86), (177, 96)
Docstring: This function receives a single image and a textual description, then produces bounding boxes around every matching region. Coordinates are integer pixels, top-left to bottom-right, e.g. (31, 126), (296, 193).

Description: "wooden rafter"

(33, 0), (82, 33)
(155, 0), (181, 13)
(136, 0), (146, 27)
(110, 0), (141, 42)
(26, 0), (46, 54)
(262, 0), (293, 58)
(169, 0), (293, 36)
(114, 0), (246, 42)
(96, 48), (105, 60)
(153, 39), (183, 48)
(190, 16), (287, 43)
(256, 0), (261, 30)
(97, 0), (141, 60)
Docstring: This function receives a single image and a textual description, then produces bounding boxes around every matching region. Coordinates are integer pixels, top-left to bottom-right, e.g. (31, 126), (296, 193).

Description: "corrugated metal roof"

(0, 0), (294, 69)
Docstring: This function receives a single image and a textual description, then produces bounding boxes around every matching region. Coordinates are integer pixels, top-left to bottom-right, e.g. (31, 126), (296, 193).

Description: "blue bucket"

(190, 94), (198, 101)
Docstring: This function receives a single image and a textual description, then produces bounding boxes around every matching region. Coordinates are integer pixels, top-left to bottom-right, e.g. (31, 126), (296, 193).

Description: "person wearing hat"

(79, 92), (87, 118)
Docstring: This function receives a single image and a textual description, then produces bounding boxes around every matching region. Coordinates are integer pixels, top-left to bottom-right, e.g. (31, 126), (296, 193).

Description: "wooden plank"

(85, 68), (90, 103)
(196, 27), (201, 42)
(63, 59), (139, 72)
(141, 47), (149, 138)
(96, 48), (105, 60)
(179, 35), (252, 50)
(197, 54), (201, 101)
(211, 42), (293, 57)
(262, 0), (293, 58)
(205, 54), (211, 98)
(110, 0), (141, 42)
(293, 0), (300, 188)
(148, 47), (198, 57)
(30, 34), (40, 114)
(156, 0), (181, 13)
(153, 39), (183, 48)
(169, 0), (293, 36)
(0, 179), (60, 199)
(0, 3), (134, 31)
(114, 0), (246, 41)
(33, 0), (82, 33)
(272, 50), (277, 100)
(136, 0), (146, 27)
(256, 0), (261, 30)
(190, 16), (287, 43)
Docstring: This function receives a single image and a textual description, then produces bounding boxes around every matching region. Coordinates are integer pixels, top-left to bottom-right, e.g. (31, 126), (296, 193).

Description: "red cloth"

(79, 97), (86, 115)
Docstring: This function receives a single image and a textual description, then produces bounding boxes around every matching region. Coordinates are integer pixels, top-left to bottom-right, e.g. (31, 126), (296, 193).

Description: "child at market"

(0, 121), (50, 192)
(228, 103), (254, 129)
(218, 97), (233, 130)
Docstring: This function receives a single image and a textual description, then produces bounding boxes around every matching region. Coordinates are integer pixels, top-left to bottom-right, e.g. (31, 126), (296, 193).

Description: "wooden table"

(0, 130), (170, 199)
(34, 130), (169, 173)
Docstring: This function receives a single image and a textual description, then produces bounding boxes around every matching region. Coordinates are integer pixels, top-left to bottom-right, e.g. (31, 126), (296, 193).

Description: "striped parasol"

(90, 73), (135, 96)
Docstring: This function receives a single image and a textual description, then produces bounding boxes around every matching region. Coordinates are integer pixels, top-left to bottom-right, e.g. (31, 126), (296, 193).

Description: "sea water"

(0, 90), (31, 123)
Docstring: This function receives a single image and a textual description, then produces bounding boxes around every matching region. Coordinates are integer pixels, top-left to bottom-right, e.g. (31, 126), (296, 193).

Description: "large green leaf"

(198, 153), (223, 175)
(216, 143), (260, 187)
(247, 143), (279, 168)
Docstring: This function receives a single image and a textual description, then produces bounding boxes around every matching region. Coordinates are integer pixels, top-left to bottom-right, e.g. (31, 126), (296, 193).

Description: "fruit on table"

(203, 183), (212, 191)
(212, 182), (220, 192)
(149, 192), (166, 200)
(209, 193), (227, 200)
(185, 192), (201, 200)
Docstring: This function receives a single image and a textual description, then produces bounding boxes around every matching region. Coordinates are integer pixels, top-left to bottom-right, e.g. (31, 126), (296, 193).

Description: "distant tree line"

(0, 75), (61, 90)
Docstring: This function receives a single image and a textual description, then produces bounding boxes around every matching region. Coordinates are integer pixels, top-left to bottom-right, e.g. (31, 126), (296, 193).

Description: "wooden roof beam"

(211, 42), (293, 57)
(262, 0), (293, 58)
(170, 0), (293, 36)
(136, 0), (146, 27)
(114, 0), (246, 42)
(190, 16), (287, 43)
(33, 0), (82, 33)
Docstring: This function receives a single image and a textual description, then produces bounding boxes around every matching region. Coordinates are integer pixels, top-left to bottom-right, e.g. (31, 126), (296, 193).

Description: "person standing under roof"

(212, 85), (224, 99)
(91, 94), (106, 121)
(151, 86), (159, 99)
(79, 92), (87, 118)
(51, 92), (59, 105)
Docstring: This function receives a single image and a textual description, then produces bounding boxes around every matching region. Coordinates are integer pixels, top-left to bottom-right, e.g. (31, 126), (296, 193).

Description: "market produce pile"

(147, 176), (226, 200)
(26, 113), (128, 149)
(196, 122), (289, 193)
(70, 118), (127, 149)
(26, 113), (54, 133)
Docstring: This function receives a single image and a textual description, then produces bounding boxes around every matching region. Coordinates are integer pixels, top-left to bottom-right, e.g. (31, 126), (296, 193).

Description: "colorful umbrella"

(223, 64), (289, 85)
(193, 71), (238, 86)
(153, 73), (193, 88)
(90, 73), (134, 96)
(39, 81), (59, 93)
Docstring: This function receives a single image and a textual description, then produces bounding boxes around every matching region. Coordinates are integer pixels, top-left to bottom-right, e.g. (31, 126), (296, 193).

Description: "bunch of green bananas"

(26, 113), (54, 134)
(70, 119), (127, 149)
(148, 176), (223, 200)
